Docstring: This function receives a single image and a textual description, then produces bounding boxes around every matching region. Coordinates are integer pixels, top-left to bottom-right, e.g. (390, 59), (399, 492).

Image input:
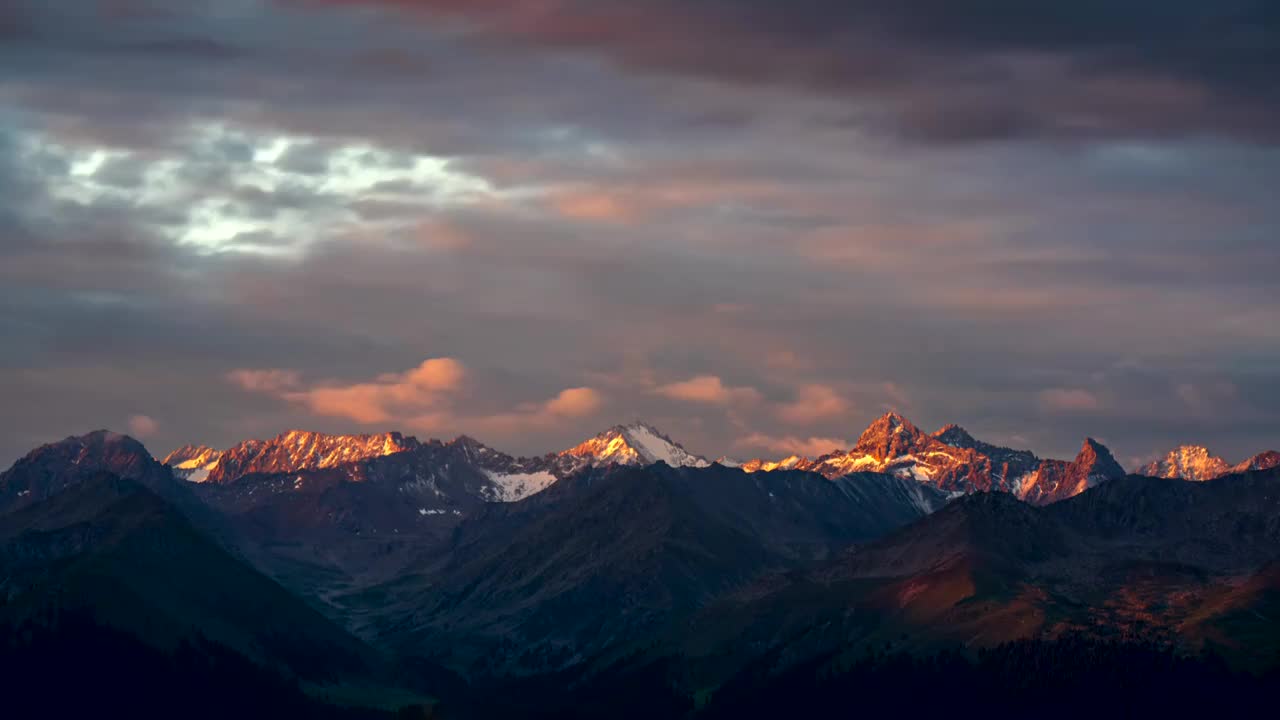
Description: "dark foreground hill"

(0, 473), (433, 718)
(670, 468), (1280, 689)
(362, 463), (948, 677)
(3, 430), (1280, 719)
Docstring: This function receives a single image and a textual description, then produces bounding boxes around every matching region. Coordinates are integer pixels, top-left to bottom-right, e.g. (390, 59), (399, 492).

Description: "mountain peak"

(932, 423), (977, 448)
(1139, 445), (1230, 481)
(1233, 450), (1280, 474)
(854, 412), (929, 459)
(62, 429), (152, 456)
(1077, 438), (1123, 473)
(203, 429), (420, 484)
(162, 444), (224, 482)
(562, 422), (709, 468)
(1, 430), (171, 513)
(880, 411), (909, 426)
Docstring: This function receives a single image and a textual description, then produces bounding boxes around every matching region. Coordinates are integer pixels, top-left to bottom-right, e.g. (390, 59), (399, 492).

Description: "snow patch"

(482, 469), (558, 502)
(622, 423), (710, 468)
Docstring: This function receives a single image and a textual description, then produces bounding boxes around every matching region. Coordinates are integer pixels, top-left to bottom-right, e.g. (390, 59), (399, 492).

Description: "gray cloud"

(0, 0), (1278, 468)
(315, 0), (1280, 144)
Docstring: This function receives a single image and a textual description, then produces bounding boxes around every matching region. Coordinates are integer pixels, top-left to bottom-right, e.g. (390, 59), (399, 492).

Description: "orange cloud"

(550, 189), (635, 222)
(776, 383), (848, 425)
(414, 219), (473, 251)
(127, 414), (159, 438)
(445, 386), (607, 435)
(1038, 388), (1101, 413)
(230, 358), (466, 424)
(545, 387), (603, 417)
(654, 375), (762, 405)
(229, 358), (604, 438)
(400, 357), (467, 390)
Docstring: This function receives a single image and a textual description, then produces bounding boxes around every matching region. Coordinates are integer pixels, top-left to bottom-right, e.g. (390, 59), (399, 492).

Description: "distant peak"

(562, 421), (709, 468)
(203, 429), (420, 483)
(932, 423), (976, 447)
(611, 420), (664, 436)
(5, 430), (161, 486)
(162, 444), (222, 470)
(1076, 438), (1124, 474)
(855, 412), (926, 452)
(1080, 437), (1112, 455)
(272, 428), (414, 443)
(1234, 450), (1280, 473)
(73, 429), (135, 444)
(1139, 444), (1231, 481)
(1078, 437), (1108, 457)
(50, 430), (152, 458)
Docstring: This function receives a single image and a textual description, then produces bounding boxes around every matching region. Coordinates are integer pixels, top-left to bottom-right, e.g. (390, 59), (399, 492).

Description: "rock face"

(202, 430), (421, 484)
(1139, 445), (1232, 481)
(1138, 446), (1280, 481)
(0, 431), (177, 513)
(1016, 438), (1126, 506)
(172, 423), (714, 587)
(1232, 450), (1280, 474)
(558, 421), (710, 468)
(740, 413), (1125, 505)
(161, 444), (224, 482)
(163, 422), (708, 501)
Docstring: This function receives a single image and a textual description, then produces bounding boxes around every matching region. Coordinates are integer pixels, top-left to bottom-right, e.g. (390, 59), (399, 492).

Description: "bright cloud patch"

(776, 384), (849, 425)
(127, 414), (159, 438)
(18, 123), (495, 258)
(654, 375), (761, 405)
(230, 358), (466, 424)
(227, 358), (602, 436)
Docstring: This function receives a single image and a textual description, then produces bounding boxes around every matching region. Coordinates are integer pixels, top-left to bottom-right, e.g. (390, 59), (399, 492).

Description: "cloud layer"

(1, 1), (1278, 467)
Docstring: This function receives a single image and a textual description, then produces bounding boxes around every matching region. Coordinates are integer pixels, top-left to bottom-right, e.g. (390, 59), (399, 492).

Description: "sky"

(2, 0), (1279, 469)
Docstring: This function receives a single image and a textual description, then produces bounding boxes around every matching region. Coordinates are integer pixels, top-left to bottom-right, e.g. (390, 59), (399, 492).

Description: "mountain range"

(738, 413), (1128, 505)
(146, 413), (1280, 511)
(1139, 445), (1280, 481)
(2, 415), (1278, 717)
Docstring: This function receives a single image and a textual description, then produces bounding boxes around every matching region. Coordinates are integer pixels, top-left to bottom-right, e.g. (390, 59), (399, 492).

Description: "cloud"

(550, 189), (636, 222)
(334, 0), (1280, 145)
(765, 349), (810, 371)
(231, 358), (466, 424)
(226, 369), (302, 393)
(1038, 388), (1102, 413)
(127, 414), (158, 438)
(776, 383), (849, 425)
(653, 375), (762, 405)
(1175, 381), (1239, 412)
(423, 386), (606, 436)
(1, 0), (1280, 470)
(226, 356), (601, 436)
(735, 432), (848, 459)
(544, 386), (603, 417)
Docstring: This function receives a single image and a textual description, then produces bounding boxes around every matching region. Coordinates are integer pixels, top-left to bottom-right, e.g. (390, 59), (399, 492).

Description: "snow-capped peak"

(561, 422), (710, 468)
(162, 430), (421, 484)
(161, 444), (224, 483)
